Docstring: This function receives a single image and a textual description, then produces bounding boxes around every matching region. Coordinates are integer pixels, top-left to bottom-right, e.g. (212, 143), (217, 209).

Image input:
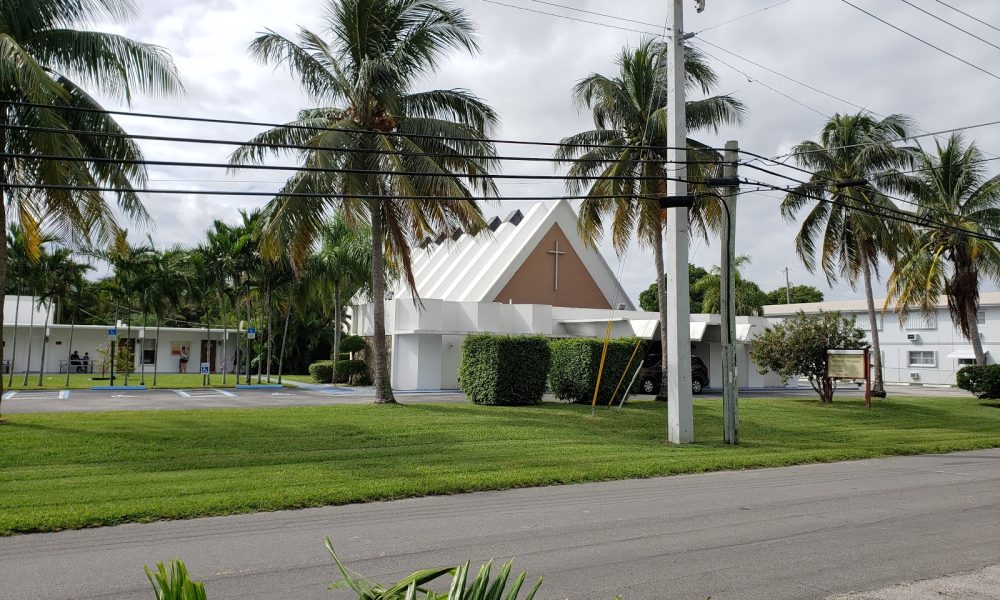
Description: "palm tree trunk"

(153, 315), (160, 386)
(278, 297), (292, 384)
(220, 294), (228, 385)
(36, 299), (51, 386)
(125, 310), (132, 386)
(653, 222), (669, 401)
(332, 284), (342, 384)
(205, 307), (211, 385)
(862, 261), (886, 395)
(65, 295), (77, 387)
(139, 307), (146, 386)
(368, 198), (395, 404)
(8, 280), (21, 389)
(22, 293), (36, 386)
(0, 109), (8, 413)
(245, 292), (252, 385)
(265, 281), (273, 383)
(968, 302), (986, 365)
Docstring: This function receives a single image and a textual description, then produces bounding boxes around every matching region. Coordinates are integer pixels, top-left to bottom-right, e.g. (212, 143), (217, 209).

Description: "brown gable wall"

(492, 224), (612, 309)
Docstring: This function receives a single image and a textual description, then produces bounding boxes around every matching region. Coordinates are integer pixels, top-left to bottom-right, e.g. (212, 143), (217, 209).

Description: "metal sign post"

(107, 328), (118, 384)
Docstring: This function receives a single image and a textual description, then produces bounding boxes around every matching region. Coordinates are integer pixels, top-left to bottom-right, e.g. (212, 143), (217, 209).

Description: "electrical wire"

(515, 0), (668, 30)
(898, 0), (1000, 53)
(479, 0), (661, 36)
(930, 0), (1000, 36)
(5, 100), (714, 153)
(695, 0), (794, 34)
(839, 0), (1000, 82)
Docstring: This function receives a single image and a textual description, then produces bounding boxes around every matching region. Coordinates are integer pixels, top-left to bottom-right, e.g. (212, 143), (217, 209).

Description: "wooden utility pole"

(721, 141), (739, 445)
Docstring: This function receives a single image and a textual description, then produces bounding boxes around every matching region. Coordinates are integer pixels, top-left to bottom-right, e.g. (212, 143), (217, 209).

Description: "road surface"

(1, 449), (998, 599)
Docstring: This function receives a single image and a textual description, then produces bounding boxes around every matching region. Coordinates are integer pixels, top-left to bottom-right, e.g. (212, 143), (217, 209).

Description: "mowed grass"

(5, 372), (290, 390)
(2, 396), (1000, 535)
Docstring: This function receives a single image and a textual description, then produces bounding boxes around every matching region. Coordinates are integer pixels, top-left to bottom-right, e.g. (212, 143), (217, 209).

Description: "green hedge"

(549, 337), (644, 404)
(334, 359), (369, 385)
(957, 364), (1000, 398)
(458, 334), (551, 405)
(309, 360), (334, 383)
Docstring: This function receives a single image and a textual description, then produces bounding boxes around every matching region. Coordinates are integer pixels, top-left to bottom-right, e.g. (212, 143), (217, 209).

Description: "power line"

(4, 182), (703, 202)
(930, 0), (1000, 36)
(839, 0), (1000, 82)
(479, 0), (662, 36)
(898, 0), (1000, 53)
(514, 0), (668, 30)
(1, 123), (716, 165)
(6, 101), (708, 153)
(695, 0), (794, 33)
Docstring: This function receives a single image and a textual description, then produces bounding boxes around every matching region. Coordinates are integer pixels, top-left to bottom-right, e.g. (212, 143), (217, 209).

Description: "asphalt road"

(2, 449), (998, 600)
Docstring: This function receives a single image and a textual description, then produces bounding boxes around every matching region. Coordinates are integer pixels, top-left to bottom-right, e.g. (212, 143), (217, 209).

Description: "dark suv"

(639, 354), (709, 395)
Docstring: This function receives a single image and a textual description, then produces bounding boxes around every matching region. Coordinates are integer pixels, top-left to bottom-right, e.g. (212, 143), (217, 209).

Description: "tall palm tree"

(230, 0), (498, 403)
(36, 246), (88, 383)
(312, 214), (373, 382)
(555, 38), (745, 398)
(144, 246), (189, 385)
(781, 112), (915, 395)
(0, 0), (182, 397)
(885, 135), (1000, 365)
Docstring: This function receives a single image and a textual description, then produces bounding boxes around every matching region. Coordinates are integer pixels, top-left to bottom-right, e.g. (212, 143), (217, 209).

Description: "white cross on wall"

(547, 240), (566, 291)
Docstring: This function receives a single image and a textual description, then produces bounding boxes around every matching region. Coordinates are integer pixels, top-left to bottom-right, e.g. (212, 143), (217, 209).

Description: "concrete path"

(1, 449), (998, 599)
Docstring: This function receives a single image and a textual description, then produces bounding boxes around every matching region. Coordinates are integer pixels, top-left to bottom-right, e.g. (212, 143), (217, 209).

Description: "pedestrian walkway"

(2, 389), (69, 400)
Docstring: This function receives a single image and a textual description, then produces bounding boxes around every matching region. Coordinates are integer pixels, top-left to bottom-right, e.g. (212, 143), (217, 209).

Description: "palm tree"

(145, 246), (189, 385)
(230, 0), (498, 403)
(692, 255), (767, 316)
(781, 112), (915, 395)
(312, 214), (373, 382)
(885, 135), (1000, 365)
(36, 247), (88, 384)
(555, 38), (745, 398)
(0, 0), (182, 397)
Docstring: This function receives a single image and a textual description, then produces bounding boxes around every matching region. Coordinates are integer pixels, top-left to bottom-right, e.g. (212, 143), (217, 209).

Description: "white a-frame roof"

(391, 200), (635, 310)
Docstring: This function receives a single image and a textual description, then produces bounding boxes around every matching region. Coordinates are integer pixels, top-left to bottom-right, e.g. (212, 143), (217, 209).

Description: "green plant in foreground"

(326, 538), (542, 600)
(145, 560), (207, 600)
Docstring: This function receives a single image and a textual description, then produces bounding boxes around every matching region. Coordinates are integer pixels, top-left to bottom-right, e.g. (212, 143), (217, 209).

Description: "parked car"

(639, 354), (709, 395)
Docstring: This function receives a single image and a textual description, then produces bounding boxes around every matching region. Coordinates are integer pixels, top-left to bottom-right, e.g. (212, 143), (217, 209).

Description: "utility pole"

(720, 141), (739, 445)
(783, 267), (792, 304)
(665, 0), (693, 444)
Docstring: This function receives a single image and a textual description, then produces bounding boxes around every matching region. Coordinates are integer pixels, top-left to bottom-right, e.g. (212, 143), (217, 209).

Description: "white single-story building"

(764, 293), (1000, 386)
(351, 200), (783, 391)
(2, 295), (239, 375)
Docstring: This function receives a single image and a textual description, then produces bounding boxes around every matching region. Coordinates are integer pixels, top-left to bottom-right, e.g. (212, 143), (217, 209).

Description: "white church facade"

(351, 200), (781, 392)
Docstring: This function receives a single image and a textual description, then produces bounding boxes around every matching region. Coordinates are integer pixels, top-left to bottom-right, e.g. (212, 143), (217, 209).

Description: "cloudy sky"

(100, 0), (1000, 305)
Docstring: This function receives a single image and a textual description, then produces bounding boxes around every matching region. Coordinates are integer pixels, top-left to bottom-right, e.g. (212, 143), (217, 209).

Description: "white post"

(666, 0), (693, 444)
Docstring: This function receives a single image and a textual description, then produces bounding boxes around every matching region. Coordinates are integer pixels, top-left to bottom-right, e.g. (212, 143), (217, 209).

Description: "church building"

(350, 200), (776, 391)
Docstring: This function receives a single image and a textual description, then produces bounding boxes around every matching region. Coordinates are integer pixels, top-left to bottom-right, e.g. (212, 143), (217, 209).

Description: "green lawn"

(4, 373), (294, 390)
(2, 396), (999, 535)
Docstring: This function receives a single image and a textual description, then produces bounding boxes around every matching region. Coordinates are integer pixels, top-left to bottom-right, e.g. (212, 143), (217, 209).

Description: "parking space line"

(2, 391), (15, 400)
(59, 390), (70, 399)
(173, 389), (237, 398)
(172, 389), (191, 398)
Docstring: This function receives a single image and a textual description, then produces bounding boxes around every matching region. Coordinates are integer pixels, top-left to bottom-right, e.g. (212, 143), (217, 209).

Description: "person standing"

(179, 346), (190, 373)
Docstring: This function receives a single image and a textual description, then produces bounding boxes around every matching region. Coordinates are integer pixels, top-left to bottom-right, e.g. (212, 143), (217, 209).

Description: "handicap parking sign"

(247, 326), (257, 340)
(200, 362), (210, 375)
(107, 327), (118, 340)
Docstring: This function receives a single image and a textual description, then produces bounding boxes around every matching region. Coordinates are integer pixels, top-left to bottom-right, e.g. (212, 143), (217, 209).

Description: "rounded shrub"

(459, 334), (551, 405)
(549, 338), (644, 404)
(957, 364), (1000, 398)
(334, 359), (369, 384)
(339, 335), (366, 354)
(309, 360), (334, 383)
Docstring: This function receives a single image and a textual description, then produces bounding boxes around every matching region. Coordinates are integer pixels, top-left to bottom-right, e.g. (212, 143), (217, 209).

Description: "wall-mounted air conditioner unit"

(907, 333), (920, 341)
(910, 372), (920, 381)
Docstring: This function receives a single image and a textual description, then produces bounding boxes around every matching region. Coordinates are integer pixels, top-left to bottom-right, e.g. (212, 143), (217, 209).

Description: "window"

(903, 313), (937, 330)
(856, 313), (883, 331)
(958, 358), (977, 366)
(978, 311), (986, 325)
(908, 351), (937, 368)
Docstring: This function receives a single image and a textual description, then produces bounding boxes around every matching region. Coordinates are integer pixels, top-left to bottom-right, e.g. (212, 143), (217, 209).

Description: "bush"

(339, 335), (365, 354)
(957, 364), (1000, 398)
(549, 338), (643, 404)
(309, 360), (333, 383)
(459, 334), (550, 405)
(334, 359), (369, 384)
